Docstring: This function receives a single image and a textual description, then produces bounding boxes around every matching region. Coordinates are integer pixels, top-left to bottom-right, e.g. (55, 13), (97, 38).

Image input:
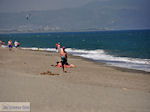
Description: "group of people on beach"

(0, 40), (21, 50)
(1, 40), (74, 72)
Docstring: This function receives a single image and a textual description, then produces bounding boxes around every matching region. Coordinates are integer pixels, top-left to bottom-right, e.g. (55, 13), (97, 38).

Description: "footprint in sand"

(40, 71), (60, 76)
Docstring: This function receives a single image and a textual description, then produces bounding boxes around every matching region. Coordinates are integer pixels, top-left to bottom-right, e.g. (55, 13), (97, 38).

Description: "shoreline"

(21, 47), (150, 74)
(0, 47), (150, 112)
(70, 54), (150, 74)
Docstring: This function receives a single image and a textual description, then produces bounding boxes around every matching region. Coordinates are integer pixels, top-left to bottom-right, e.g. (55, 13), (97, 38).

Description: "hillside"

(0, 0), (149, 32)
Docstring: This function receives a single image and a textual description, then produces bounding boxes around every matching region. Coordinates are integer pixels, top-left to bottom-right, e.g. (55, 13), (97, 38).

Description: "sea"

(0, 30), (150, 72)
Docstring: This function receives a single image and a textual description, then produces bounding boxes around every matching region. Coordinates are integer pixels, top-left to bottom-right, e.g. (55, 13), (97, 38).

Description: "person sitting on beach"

(0, 40), (5, 47)
(51, 61), (76, 68)
(55, 42), (61, 52)
(0, 40), (2, 46)
(0, 41), (6, 47)
(8, 40), (13, 51)
(60, 47), (68, 72)
(14, 41), (21, 48)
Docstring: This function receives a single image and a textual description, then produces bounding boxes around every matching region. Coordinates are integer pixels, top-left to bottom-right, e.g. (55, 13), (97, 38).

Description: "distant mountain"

(0, 0), (150, 33)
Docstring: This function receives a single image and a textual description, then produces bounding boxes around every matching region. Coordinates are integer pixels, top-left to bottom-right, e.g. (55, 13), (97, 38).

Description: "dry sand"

(0, 47), (150, 112)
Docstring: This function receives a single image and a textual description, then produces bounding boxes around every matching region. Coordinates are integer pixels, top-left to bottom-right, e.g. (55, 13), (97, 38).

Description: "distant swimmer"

(8, 40), (13, 51)
(60, 47), (68, 72)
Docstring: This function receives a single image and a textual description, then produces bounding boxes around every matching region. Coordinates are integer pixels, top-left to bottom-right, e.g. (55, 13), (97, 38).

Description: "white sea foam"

(66, 48), (150, 64)
(21, 47), (56, 52)
(21, 47), (150, 72)
(66, 48), (150, 72)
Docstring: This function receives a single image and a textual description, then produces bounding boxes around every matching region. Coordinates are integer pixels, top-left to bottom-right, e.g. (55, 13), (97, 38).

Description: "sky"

(0, 0), (94, 12)
(0, 0), (149, 13)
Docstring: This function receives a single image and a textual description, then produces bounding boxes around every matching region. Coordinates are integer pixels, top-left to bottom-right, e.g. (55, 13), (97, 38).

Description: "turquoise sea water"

(0, 30), (150, 72)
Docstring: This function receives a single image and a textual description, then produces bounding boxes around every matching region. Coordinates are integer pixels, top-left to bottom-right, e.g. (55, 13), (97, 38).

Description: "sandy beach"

(0, 47), (150, 112)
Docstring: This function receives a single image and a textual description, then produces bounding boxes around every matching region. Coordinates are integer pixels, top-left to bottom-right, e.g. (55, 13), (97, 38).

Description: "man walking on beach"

(60, 47), (68, 72)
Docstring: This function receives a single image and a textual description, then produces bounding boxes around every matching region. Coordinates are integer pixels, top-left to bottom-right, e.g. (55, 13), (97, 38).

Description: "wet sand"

(0, 47), (150, 112)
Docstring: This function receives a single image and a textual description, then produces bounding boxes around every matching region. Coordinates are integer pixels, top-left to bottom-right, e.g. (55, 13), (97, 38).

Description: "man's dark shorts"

(61, 56), (67, 65)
